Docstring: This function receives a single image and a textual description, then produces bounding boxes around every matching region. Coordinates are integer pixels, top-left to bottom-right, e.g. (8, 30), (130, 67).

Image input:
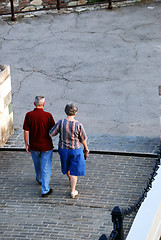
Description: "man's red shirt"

(23, 108), (55, 151)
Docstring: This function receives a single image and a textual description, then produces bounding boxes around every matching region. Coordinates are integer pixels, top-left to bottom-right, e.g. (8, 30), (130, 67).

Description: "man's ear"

(34, 102), (36, 106)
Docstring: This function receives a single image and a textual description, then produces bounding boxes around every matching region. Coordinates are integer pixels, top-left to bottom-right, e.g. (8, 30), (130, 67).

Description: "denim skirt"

(58, 147), (86, 176)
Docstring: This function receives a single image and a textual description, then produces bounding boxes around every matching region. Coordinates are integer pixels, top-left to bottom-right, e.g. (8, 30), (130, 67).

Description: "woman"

(49, 103), (89, 198)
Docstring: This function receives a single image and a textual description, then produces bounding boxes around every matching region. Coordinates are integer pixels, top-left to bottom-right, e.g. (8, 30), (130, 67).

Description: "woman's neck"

(66, 115), (75, 121)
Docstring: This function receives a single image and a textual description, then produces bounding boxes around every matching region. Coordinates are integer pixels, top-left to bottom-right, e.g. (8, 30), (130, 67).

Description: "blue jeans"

(31, 150), (53, 194)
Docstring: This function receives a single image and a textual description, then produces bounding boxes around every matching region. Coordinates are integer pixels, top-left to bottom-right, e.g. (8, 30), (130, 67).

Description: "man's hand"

(24, 130), (30, 153)
(25, 144), (30, 153)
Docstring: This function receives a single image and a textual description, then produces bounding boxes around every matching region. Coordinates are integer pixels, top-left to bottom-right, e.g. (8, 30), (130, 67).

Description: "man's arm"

(24, 130), (30, 153)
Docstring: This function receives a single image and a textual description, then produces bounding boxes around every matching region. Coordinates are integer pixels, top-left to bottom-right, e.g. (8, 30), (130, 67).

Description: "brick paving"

(0, 150), (157, 239)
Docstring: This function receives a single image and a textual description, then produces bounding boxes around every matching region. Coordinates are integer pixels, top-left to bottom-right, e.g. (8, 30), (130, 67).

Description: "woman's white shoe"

(71, 190), (78, 198)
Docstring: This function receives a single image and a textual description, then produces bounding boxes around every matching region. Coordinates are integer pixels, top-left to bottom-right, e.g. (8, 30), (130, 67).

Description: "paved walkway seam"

(0, 147), (159, 158)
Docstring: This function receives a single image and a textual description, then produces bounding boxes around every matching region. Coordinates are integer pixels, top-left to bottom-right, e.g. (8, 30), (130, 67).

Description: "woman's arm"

(82, 140), (89, 153)
(49, 121), (60, 137)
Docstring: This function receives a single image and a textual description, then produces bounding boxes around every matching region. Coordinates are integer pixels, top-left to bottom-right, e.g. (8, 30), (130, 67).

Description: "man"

(23, 96), (55, 197)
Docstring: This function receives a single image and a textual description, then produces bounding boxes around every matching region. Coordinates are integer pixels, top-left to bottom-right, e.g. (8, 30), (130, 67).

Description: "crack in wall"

(103, 31), (136, 44)
(107, 122), (125, 133)
(12, 69), (34, 97)
(0, 25), (14, 49)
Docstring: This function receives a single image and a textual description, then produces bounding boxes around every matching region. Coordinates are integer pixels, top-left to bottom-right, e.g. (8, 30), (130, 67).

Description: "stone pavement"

(0, 2), (161, 239)
(0, 150), (157, 239)
(3, 130), (160, 154)
(0, 2), (161, 138)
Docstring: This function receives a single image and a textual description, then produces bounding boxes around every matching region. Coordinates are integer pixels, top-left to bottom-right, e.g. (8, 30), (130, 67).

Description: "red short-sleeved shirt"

(23, 108), (55, 151)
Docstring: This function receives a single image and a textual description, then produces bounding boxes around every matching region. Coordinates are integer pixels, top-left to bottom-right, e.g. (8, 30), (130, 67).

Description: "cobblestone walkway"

(0, 151), (157, 239)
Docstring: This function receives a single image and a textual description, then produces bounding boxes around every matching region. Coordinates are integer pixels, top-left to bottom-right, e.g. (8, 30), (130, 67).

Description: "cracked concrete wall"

(0, 4), (161, 138)
(0, 65), (14, 147)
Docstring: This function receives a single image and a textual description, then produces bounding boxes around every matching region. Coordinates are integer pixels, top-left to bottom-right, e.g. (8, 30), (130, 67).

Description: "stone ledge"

(0, 65), (10, 85)
(0, 65), (14, 147)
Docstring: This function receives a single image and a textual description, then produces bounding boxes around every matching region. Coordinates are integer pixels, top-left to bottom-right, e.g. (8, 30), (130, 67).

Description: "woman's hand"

(82, 140), (89, 160)
(83, 148), (89, 160)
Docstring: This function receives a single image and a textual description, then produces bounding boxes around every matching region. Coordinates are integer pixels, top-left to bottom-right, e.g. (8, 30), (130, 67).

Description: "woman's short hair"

(65, 103), (78, 116)
(35, 96), (45, 106)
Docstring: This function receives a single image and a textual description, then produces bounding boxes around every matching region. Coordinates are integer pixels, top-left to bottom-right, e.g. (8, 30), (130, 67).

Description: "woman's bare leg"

(67, 171), (71, 181)
(70, 175), (78, 193)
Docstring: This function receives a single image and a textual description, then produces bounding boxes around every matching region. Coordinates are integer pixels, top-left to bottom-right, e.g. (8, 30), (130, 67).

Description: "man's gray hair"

(65, 102), (78, 116)
(35, 96), (45, 106)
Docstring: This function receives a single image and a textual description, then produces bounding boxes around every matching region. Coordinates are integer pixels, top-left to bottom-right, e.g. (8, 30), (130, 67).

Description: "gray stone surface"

(0, 2), (161, 140)
(3, 129), (160, 154)
(0, 3), (161, 239)
(0, 151), (157, 239)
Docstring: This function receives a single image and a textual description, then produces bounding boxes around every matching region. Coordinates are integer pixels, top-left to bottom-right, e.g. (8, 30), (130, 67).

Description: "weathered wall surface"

(0, 0), (88, 14)
(0, 4), (161, 138)
(0, 65), (14, 147)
